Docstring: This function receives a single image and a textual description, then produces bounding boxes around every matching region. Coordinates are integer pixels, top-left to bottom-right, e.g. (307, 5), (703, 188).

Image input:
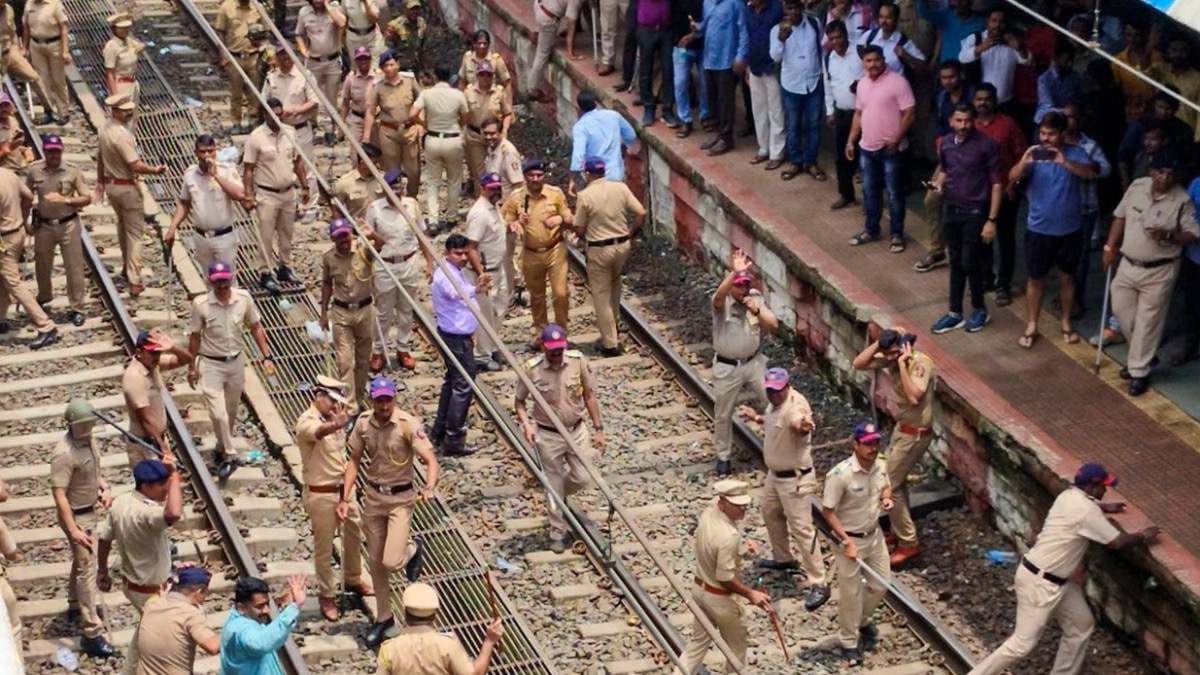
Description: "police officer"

(243, 97), (310, 293)
(465, 171), (509, 370)
(263, 48), (319, 217)
(342, 0), (382, 63)
(674, 480), (771, 674)
(249, 24), (272, 91)
(321, 218), (375, 411)
(49, 398), (117, 658)
(340, 375), (437, 647)
(28, 133), (89, 326)
(514, 323), (604, 553)
(482, 117), (524, 303)
(21, 0), (70, 125)
(430, 233), (489, 455)
(365, 168), (429, 372)
(134, 566), (220, 673)
(375, 583), (504, 674)
(296, 375), (371, 622)
(122, 328), (192, 465)
(851, 327), (934, 566)
(499, 158), (572, 347)
(0, 0), (56, 123)
(383, 0), (425, 76)
(710, 249), (775, 476)
(0, 161), (56, 348)
(408, 65), (468, 229)
(573, 157), (645, 356)
(332, 141), (382, 219)
(738, 367), (829, 610)
(362, 50), (421, 198)
(187, 259), (274, 479)
(214, 0), (258, 133)
(458, 29), (513, 109)
(969, 463), (1159, 675)
(0, 94), (29, 173)
(0, 479), (20, 646)
(821, 422), (893, 664)
(339, 46), (378, 145)
(463, 60), (512, 197)
(165, 134), (245, 286)
(295, 0), (346, 145)
(102, 13), (141, 103)
(95, 93), (166, 299)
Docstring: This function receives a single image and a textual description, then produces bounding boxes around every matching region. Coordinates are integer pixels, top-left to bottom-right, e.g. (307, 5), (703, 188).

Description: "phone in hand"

(1031, 146), (1055, 162)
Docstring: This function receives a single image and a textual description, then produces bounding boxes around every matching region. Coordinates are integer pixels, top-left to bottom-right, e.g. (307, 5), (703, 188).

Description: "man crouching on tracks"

(340, 375), (437, 648)
(375, 583), (504, 674)
(514, 323), (605, 554)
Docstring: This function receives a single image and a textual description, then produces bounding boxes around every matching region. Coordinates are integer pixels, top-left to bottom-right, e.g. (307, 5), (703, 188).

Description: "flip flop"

(781, 164), (803, 180)
(849, 231), (880, 246)
(1018, 332), (1040, 349)
(1063, 328), (1081, 344)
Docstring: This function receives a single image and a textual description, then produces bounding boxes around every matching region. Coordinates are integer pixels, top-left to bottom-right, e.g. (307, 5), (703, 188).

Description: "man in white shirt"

(824, 19), (863, 210)
(771, 0), (825, 182)
(958, 9), (1029, 106)
(856, 1), (926, 78)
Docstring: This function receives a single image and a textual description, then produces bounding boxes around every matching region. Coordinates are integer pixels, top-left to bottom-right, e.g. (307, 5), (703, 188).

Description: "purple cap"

(369, 376), (397, 399)
(383, 168), (404, 186)
(763, 367), (790, 391)
(583, 157), (606, 174)
(42, 134), (63, 150)
(1074, 462), (1118, 487)
(353, 45), (371, 59)
(207, 258), (233, 281)
(731, 271), (754, 285)
(0, 94), (12, 107)
(479, 171), (501, 189)
(541, 323), (568, 350)
(474, 59), (495, 74)
(135, 329), (165, 352)
(853, 421), (882, 444)
(328, 218), (352, 238)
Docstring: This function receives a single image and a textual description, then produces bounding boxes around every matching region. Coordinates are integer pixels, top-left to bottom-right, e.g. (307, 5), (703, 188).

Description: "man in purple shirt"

(636, 0), (677, 127)
(928, 103), (1002, 335)
(430, 233), (491, 455)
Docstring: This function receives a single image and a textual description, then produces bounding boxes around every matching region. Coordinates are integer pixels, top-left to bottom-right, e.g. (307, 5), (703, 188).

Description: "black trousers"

(704, 68), (737, 139)
(636, 26), (674, 108)
(432, 329), (477, 452)
(980, 194), (1019, 291)
(943, 203), (988, 314)
(1179, 256), (1200, 357)
(619, 0), (639, 84)
(834, 108), (856, 201)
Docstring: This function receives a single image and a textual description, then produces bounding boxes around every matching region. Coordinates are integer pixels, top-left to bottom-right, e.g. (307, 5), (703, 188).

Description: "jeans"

(636, 26), (674, 109)
(672, 47), (709, 123)
(431, 329), (477, 452)
(943, 203), (988, 314)
(782, 85), (823, 166)
(858, 146), (907, 237)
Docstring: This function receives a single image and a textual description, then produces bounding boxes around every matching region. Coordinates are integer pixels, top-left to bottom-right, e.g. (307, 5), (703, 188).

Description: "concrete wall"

(429, 0), (1200, 671)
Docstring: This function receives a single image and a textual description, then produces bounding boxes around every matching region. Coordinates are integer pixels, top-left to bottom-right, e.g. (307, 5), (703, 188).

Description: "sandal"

(781, 164), (803, 180)
(889, 236), (906, 253)
(764, 159), (784, 171)
(1062, 327), (1081, 345)
(849, 231), (880, 246)
(1018, 331), (1040, 349)
(749, 155), (769, 165)
(806, 164), (828, 181)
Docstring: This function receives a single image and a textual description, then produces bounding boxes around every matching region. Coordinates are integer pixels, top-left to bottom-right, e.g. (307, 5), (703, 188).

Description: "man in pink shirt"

(845, 44), (915, 252)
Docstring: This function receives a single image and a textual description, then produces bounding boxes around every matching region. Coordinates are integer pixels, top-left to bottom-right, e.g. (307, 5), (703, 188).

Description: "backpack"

(865, 27), (917, 83)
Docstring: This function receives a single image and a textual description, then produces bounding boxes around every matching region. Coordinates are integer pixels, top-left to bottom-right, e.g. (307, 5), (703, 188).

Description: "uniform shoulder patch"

(525, 354), (545, 367)
(829, 459), (850, 476)
(564, 349), (583, 358)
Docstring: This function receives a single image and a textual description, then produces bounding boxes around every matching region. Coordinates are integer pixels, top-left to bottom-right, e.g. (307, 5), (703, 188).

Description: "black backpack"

(864, 27), (918, 84)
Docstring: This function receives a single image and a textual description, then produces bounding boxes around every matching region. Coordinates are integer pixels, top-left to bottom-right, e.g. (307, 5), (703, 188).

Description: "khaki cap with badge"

(402, 582), (439, 617)
(314, 375), (349, 404)
(107, 12), (133, 27)
(714, 479), (751, 505)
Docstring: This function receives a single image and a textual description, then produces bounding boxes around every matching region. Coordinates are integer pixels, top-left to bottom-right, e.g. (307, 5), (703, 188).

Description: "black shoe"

(30, 327), (57, 350)
(838, 646), (863, 665)
(364, 616), (396, 648)
(65, 606), (81, 623)
(755, 559), (799, 571)
(613, 80), (631, 92)
(276, 265), (298, 284)
(714, 459), (732, 476)
(404, 539), (424, 581)
(216, 458), (239, 480)
(700, 135), (720, 151)
(54, 113), (70, 125)
(443, 444), (476, 457)
(37, 112), (56, 125)
(323, 131), (337, 146)
(594, 341), (622, 358)
(803, 584), (831, 611)
(68, 310), (85, 326)
(859, 622), (878, 650)
(259, 271), (281, 294)
(1119, 367), (1132, 380)
(0, 320), (8, 334)
(1128, 377), (1150, 396)
(830, 196), (855, 210)
(738, 125), (755, 138)
(81, 634), (118, 658)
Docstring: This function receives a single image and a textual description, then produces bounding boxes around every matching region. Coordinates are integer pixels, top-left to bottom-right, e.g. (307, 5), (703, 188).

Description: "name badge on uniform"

(850, 485), (865, 493)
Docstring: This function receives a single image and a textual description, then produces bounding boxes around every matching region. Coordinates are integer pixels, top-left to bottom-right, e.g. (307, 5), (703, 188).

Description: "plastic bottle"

(985, 549), (1019, 564)
(55, 645), (80, 671)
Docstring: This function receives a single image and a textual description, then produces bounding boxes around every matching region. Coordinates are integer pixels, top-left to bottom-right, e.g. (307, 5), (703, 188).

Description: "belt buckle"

(375, 482), (387, 494)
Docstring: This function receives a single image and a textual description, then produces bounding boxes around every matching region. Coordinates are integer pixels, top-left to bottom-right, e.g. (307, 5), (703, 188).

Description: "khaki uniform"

(483, 138), (524, 292)
(384, 15), (425, 72)
(348, 407), (432, 619)
(122, 356), (179, 464)
(340, 70), (377, 144)
(102, 35), (140, 102)
(23, 0), (68, 114)
(135, 591), (217, 675)
(244, 123), (299, 272)
(674, 505), (748, 674)
(575, 178), (641, 349)
(190, 289), (260, 459)
(710, 291), (768, 462)
(366, 73), (421, 197)
(0, 516), (19, 641)
(28, 160), (87, 311)
(499, 185), (571, 334)
(529, 0), (582, 92)
(333, 169), (380, 220)
(1110, 178), (1200, 378)
(214, 1), (259, 125)
(415, 82), (468, 221)
(0, 117), (27, 174)
(0, 167), (53, 331)
(464, 194), (509, 359)
(367, 194), (423, 354)
(296, 404), (365, 599)
(0, 5), (53, 112)
(458, 50), (511, 92)
(263, 67), (318, 199)
(463, 84), (509, 191)
(375, 624), (474, 674)
(824, 455), (891, 649)
(179, 162), (241, 283)
(98, 118), (148, 287)
(881, 350), (934, 548)
(970, 487), (1120, 675)
(49, 431), (104, 638)
(515, 350), (596, 539)
(296, 4), (341, 125)
(760, 389), (826, 586)
(324, 245), (374, 409)
(343, 0), (383, 59)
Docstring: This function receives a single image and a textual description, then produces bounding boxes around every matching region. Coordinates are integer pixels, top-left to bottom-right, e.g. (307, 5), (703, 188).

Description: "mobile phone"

(1031, 146), (1055, 162)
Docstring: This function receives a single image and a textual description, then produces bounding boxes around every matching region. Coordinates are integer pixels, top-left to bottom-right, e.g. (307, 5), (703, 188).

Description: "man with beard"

(430, 234), (490, 455)
(220, 574), (307, 673)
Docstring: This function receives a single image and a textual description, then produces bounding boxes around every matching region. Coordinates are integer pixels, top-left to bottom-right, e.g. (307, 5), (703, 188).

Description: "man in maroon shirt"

(972, 82), (1026, 306)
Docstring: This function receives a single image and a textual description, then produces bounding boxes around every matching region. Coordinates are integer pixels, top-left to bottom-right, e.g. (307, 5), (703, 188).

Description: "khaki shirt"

(0, 168), (28, 231)
(123, 358), (174, 439)
(348, 408), (432, 485)
(384, 15), (425, 66)
(499, 185), (570, 250)
(0, 6), (17, 49)
(375, 625), (473, 675)
(23, 0), (66, 40)
(484, 139), (523, 197)
(323, 245), (374, 302)
(1025, 486), (1120, 578)
(575, 178), (640, 243)
(49, 432), (101, 510)
(214, 0), (256, 53)
(464, 84), (509, 131)
(27, 160), (87, 220)
(333, 169), (380, 218)
(711, 291), (763, 360)
(889, 351), (934, 427)
(414, 82), (468, 134)
(190, 289), (260, 358)
(458, 51), (511, 90)
(178, 163), (240, 231)
(366, 196), (421, 260)
(464, 195), (506, 269)
(295, 404), (347, 486)
(99, 120), (139, 181)
(762, 389), (813, 472)
(693, 504), (741, 587)
(368, 73), (420, 124)
(823, 455), (890, 533)
(1113, 178), (1200, 263)
(98, 490), (172, 585)
(243, 124), (299, 191)
(343, 0), (380, 34)
(341, 70), (377, 114)
(514, 350), (593, 428)
(135, 591), (216, 675)
(296, 4), (340, 57)
(264, 68), (316, 125)
(103, 36), (139, 79)
(0, 118), (27, 173)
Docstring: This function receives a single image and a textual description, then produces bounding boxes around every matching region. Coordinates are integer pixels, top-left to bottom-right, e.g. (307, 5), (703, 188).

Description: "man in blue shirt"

(569, 90), (636, 192)
(431, 233), (490, 455)
(681, 0), (747, 155)
(219, 574), (305, 675)
(917, 0), (984, 67)
(1034, 41), (1079, 123)
(740, 0), (784, 167)
(770, 0), (825, 181)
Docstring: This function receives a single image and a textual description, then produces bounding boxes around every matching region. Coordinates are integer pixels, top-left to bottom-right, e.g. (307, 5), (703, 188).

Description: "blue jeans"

(672, 46), (709, 123)
(782, 85), (822, 166)
(858, 146), (908, 238)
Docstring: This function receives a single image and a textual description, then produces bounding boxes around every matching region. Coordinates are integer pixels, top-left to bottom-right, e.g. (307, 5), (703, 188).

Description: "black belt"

(31, 35), (60, 44)
(0, 227), (21, 236)
(36, 212), (78, 226)
(1123, 255), (1176, 269)
(436, 328), (473, 339)
(537, 420), (583, 433)
(367, 480), (412, 495)
(467, 123), (482, 133)
(715, 351), (758, 367)
(348, 24), (376, 35)
(350, 108), (365, 117)
(308, 53), (338, 62)
(196, 225), (235, 238)
(201, 352), (242, 362)
(229, 50), (256, 58)
(256, 183), (295, 194)
(587, 235), (630, 248)
(845, 526), (878, 539)
(332, 296), (373, 310)
(771, 467), (813, 479)
(426, 130), (461, 138)
(637, 22), (669, 30)
(290, 120), (311, 130)
(1021, 557), (1067, 585)
(381, 250), (418, 263)
(71, 505), (95, 516)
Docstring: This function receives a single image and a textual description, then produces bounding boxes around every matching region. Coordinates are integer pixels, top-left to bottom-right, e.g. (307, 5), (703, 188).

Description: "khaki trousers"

(522, 242), (569, 335)
(198, 355), (245, 459)
(969, 566), (1095, 675)
(466, 266), (509, 361)
(294, 123), (318, 200)
(1, 577), (19, 641)
(833, 528), (890, 649)
(344, 29), (382, 63)
(332, 303), (373, 410)
(375, 124), (420, 198)
(121, 587), (156, 675)
(672, 586), (747, 674)
(105, 183), (146, 286)
(1111, 259), (1178, 378)
(598, 0), (625, 67)
(29, 40), (68, 114)
(346, 110), (366, 151)
(254, 187), (297, 271)
(2, 45), (53, 113)
(194, 230), (239, 288)
(424, 134), (464, 221)
(711, 353), (767, 461)
(464, 134), (486, 194)
(505, 230), (522, 298)
(34, 215), (85, 310)
(0, 229), (53, 331)
(373, 258), (423, 352)
(586, 240), (630, 349)
(304, 489), (366, 598)
(227, 55), (260, 124)
(306, 58), (341, 130)
(536, 423), (593, 537)
(885, 430), (932, 547)
(68, 510), (104, 638)
(125, 441), (157, 468)
(527, 9), (558, 92)
(361, 489), (415, 620)
(762, 471), (826, 586)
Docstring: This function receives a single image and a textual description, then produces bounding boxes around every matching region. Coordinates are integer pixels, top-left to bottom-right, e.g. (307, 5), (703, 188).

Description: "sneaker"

(964, 308), (990, 333)
(1089, 327), (1126, 347)
(913, 252), (947, 272)
(930, 312), (964, 334)
(641, 107), (655, 126)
